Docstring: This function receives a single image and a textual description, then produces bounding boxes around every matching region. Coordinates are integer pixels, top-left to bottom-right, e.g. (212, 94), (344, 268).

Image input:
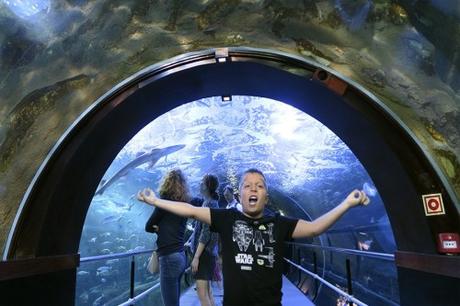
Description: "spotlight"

(221, 95), (232, 102)
(215, 48), (229, 63)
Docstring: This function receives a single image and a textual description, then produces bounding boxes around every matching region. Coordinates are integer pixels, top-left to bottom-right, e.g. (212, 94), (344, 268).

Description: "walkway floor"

(180, 276), (315, 306)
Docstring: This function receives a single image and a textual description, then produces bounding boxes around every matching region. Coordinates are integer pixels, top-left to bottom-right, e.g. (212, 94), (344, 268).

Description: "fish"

(362, 182), (377, 197)
(96, 266), (111, 276)
(106, 259), (119, 265)
(92, 294), (105, 306)
(102, 215), (121, 224)
(196, 100), (211, 107)
(100, 249), (111, 255)
(79, 292), (89, 303)
(130, 246), (145, 252)
(95, 144), (185, 195)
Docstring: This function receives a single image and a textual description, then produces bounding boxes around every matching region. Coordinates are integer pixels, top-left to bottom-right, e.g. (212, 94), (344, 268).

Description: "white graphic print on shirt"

(235, 253), (254, 264)
(253, 230), (265, 251)
(232, 220), (253, 252)
(232, 220), (276, 269)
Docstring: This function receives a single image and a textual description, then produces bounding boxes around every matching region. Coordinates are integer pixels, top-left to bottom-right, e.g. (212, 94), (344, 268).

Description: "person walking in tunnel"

(223, 184), (242, 212)
(138, 168), (370, 306)
(190, 174), (220, 306)
(144, 169), (189, 306)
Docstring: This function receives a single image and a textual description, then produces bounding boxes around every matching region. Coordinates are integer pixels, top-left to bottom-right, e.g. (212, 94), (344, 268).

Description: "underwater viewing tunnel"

(1, 1), (460, 306)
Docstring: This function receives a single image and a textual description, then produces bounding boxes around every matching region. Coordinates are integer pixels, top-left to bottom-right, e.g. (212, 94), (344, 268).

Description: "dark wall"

(0, 270), (76, 306)
(398, 267), (460, 306)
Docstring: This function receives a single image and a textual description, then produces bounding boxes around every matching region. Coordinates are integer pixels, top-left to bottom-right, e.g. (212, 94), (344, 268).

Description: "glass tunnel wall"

(76, 96), (397, 306)
(1, 0), (459, 257)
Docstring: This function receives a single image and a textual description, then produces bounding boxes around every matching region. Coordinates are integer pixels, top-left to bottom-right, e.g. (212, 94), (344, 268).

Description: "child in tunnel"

(138, 168), (370, 306)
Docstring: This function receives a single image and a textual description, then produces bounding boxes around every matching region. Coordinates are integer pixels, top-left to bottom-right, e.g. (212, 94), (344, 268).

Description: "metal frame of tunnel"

(2, 47), (460, 306)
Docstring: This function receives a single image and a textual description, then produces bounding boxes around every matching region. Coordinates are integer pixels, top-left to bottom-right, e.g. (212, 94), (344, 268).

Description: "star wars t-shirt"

(210, 208), (299, 306)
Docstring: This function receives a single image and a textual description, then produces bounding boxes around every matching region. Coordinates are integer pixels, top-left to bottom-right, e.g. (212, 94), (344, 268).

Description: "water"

(363, 182), (378, 197)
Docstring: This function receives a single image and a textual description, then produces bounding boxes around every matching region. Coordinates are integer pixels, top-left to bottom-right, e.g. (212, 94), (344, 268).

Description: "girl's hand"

(191, 257), (199, 273)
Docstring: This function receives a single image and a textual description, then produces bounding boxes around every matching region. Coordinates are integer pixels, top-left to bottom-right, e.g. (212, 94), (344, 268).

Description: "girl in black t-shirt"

(145, 169), (189, 306)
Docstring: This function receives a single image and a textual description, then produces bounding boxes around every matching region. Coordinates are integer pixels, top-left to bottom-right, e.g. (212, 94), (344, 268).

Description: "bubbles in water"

(363, 182), (378, 197)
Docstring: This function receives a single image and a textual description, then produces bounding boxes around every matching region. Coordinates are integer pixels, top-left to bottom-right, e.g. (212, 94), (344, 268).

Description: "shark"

(95, 144), (186, 195)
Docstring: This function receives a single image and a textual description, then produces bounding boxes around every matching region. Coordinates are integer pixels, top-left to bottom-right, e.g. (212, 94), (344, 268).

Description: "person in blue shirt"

(224, 185), (242, 212)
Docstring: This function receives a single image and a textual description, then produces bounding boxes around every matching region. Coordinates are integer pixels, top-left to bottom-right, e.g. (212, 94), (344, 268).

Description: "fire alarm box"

(437, 233), (460, 254)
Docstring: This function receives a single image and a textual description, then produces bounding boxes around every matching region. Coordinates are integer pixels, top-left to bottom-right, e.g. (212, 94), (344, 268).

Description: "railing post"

(346, 258), (353, 306)
(130, 255), (135, 305)
(313, 252), (318, 300)
(313, 251), (317, 274)
(297, 247), (301, 285)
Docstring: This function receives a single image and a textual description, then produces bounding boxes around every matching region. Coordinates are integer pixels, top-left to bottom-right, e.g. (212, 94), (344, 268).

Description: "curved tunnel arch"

(3, 47), (460, 304)
(6, 46), (459, 256)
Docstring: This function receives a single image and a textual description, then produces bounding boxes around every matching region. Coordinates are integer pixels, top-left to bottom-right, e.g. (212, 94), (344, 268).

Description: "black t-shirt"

(145, 207), (186, 257)
(210, 208), (299, 306)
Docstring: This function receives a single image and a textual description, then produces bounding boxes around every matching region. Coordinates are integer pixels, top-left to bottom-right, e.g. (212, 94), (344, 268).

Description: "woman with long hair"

(191, 174), (220, 306)
(145, 169), (189, 306)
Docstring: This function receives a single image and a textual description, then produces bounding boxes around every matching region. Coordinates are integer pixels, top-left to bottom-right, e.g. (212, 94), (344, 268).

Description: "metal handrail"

(285, 242), (395, 261)
(118, 282), (161, 306)
(79, 241), (390, 305)
(80, 248), (153, 263)
(79, 247), (193, 306)
(284, 258), (368, 306)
